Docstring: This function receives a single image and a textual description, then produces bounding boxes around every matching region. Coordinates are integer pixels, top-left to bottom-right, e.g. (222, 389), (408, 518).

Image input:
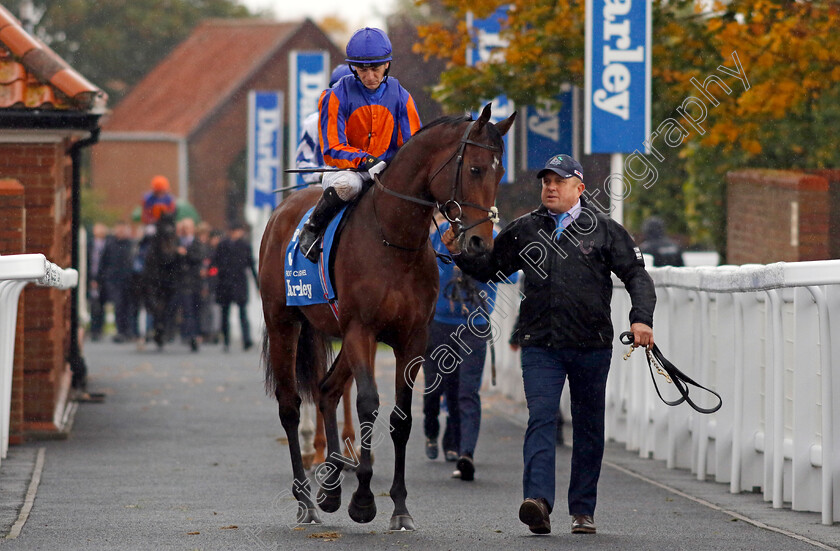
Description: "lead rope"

(620, 331), (722, 414)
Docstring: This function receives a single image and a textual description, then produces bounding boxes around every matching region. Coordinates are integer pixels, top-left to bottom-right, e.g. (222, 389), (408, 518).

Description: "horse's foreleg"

(270, 324), (321, 525)
(387, 334), (426, 531)
(315, 352), (351, 513)
(345, 328), (379, 524)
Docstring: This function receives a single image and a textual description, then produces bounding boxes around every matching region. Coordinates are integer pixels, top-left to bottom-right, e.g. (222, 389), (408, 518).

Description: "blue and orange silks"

(318, 75), (422, 169)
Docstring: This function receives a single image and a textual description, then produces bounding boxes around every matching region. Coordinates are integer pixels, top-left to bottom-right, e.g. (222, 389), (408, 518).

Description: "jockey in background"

(141, 175), (177, 228)
(294, 64), (355, 184)
(298, 27), (423, 262)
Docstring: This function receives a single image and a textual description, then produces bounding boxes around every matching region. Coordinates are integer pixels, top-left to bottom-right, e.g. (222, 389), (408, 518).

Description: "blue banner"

(288, 51), (329, 188)
(248, 91), (283, 209)
(525, 90), (573, 170)
(467, 7), (515, 183)
(585, 0), (651, 154)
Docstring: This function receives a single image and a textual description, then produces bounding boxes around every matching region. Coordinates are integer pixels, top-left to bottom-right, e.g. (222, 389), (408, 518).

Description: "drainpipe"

(68, 128), (100, 390)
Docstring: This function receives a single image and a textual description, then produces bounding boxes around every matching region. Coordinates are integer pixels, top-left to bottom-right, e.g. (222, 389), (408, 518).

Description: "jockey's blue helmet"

(329, 64), (353, 87)
(345, 27), (392, 65)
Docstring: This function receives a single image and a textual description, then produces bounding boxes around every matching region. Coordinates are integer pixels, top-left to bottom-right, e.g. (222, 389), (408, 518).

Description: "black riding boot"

(299, 187), (347, 262)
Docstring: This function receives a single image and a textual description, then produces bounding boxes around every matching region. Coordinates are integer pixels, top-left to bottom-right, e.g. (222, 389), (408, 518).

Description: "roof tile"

(103, 19), (301, 135)
(0, 4), (107, 113)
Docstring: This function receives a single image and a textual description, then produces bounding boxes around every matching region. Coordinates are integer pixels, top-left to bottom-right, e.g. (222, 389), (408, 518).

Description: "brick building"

(91, 18), (342, 229)
(727, 169), (832, 264)
(0, 6), (107, 440)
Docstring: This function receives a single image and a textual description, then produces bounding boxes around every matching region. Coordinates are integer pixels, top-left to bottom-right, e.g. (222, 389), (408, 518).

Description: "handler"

(442, 154), (656, 535)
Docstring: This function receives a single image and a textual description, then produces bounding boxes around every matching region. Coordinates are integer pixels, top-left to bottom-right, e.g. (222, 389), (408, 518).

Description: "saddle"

(620, 331), (722, 414)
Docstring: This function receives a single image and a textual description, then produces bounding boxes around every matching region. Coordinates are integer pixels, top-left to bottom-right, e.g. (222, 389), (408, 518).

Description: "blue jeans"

(422, 320), (488, 456)
(423, 321), (461, 453)
(521, 346), (612, 516)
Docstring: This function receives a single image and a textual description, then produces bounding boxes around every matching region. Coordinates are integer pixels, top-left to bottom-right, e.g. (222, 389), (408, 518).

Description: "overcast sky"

(240, 0), (395, 33)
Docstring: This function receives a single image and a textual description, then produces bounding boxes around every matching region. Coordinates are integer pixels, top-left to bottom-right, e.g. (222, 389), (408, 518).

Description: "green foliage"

(7, 0), (255, 104)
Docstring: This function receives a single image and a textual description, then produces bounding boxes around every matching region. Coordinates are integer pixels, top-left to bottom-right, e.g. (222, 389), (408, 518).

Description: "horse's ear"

(474, 103), (493, 132)
(495, 111), (516, 137)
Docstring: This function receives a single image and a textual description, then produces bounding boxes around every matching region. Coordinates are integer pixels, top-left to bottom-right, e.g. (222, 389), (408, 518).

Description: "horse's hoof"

(348, 492), (377, 524)
(316, 487), (341, 513)
(296, 506), (322, 525)
(389, 514), (415, 532)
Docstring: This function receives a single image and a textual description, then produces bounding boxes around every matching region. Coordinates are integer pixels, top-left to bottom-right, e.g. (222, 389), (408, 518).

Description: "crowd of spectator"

(85, 217), (256, 352)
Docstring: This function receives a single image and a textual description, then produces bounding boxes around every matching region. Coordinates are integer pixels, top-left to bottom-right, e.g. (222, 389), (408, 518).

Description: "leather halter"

(374, 118), (502, 245)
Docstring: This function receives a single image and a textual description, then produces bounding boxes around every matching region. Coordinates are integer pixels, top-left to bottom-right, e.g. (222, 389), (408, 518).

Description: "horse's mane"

(404, 112), (505, 151)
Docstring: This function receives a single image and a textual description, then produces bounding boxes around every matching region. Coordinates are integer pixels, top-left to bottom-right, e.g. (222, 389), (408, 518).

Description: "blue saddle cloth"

(284, 205), (349, 306)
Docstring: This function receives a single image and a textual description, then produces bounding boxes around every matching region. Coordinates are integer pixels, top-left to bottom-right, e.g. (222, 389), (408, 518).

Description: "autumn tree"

(415, 0), (840, 255)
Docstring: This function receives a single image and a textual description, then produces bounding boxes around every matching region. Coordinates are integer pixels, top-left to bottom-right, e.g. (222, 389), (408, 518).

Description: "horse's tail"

(262, 321), (333, 403)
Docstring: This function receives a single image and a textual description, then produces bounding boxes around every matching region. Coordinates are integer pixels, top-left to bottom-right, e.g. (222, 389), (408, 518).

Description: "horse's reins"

(619, 331), (722, 414)
(372, 118), (502, 251)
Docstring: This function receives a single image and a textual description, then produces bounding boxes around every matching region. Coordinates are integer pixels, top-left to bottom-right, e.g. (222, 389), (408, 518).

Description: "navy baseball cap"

(537, 154), (584, 182)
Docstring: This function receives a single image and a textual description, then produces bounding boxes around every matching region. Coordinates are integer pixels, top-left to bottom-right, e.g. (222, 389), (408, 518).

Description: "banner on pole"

(247, 91), (284, 210)
(467, 7), (515, 183)
(288, 51), (329, 188)
(525, 89), (574, 170)
(585, 0), (651, 154)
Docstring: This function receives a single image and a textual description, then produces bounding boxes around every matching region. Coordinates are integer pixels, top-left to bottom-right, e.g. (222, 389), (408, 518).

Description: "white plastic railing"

(488, 260), (839, 525)
(0, 254), (78, 464)
(607, 261), (839, 525)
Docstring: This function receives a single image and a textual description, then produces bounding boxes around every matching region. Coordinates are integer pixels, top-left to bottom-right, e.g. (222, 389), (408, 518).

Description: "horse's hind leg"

(315, 351), (353, 513)
(268, 322), (321, 525)
(387, 332), (426, 531)
(299, 402), (316, 470)
(341, 380), (359, 461)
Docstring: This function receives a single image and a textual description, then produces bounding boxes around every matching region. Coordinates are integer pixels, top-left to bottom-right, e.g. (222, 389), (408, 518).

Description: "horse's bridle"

(375, 118), (502, 240)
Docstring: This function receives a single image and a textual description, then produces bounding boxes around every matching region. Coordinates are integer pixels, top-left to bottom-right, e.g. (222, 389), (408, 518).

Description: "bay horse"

(259, 104), (515, 530)
(142, 212), (180, 349)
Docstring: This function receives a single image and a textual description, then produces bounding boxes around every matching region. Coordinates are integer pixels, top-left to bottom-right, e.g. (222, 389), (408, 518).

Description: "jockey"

(141, 175), (177, 227)
(294, 64), (354, 184)
(298, 27), (423, 262)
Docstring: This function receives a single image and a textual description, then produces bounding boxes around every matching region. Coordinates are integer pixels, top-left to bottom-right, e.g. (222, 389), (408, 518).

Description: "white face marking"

(492, 156), (500, 171)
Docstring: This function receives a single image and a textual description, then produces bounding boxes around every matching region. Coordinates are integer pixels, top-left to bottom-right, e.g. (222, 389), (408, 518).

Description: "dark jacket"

(212, 237), (256, 305)
(179, 238), (208, 293)
(454, 198), (656, 350)
(100, 236), (136, 295)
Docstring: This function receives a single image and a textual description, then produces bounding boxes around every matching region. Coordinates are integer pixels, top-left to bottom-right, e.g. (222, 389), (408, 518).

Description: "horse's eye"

(470, 166), (480, 175)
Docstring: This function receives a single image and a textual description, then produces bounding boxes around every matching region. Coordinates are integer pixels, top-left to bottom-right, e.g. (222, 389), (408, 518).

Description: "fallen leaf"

(220, 525), (238, 530)
(187, 531), (200, 535)
(308, 531), (341, 540)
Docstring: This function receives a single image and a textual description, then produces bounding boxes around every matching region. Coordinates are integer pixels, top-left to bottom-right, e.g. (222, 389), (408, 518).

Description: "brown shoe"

(571, 514), (596, 534)
(518, 498), (551, 534)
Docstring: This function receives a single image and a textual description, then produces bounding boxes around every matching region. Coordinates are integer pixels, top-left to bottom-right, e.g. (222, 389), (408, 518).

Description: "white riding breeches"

(322, 170), (366, 201)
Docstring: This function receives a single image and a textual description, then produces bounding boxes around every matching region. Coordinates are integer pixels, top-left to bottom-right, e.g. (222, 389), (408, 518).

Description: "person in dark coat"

(177, 218), (207, 352)
(100, 221), (137, 342)
(639, 216), (684, 267)
(212, 222), (258, 351)
(442, 154), (656, 536)
(86, 222), (110, 341)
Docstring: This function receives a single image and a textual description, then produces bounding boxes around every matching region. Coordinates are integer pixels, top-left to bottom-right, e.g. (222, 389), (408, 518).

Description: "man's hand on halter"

(441, 226), (461, 255)
(629, 322), (654, 350)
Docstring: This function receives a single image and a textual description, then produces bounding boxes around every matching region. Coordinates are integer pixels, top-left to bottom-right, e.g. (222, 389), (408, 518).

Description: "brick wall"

(0, 179), (26, 443)
(727, 170), (830, 264)
(0, 142), (73, 433)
